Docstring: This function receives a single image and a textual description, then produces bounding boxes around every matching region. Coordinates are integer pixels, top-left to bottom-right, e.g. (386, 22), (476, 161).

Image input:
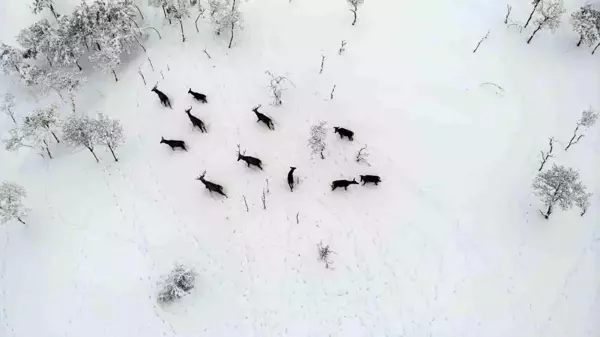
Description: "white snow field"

(1, 0), (599, 336)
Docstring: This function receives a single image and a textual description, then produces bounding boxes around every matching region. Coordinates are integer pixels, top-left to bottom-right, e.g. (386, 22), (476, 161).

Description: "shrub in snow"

(527, 0), (565, 44)
(308, 121), (327, 159)
(532, 164), (591, 219)
(208, 0), (242, 48)
(1, 93), (17, 124)
(95, 113), (124, 162)
(0, 182), (29, 225)
(158, 265), (196, 303)
(31, 0), (59, 19)
(570, 5), (600, 48)
(63, 114), (101, 162)
(265, 71), (292, 106)
(565, 108), (597, 151)
(0, 43), (25, 75)
(347, 0), (364, 26)
(317, 241), (334, 269)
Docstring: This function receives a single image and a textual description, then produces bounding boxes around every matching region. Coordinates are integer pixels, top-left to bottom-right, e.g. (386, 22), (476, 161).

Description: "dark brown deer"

(360, 175), (381, 185)
(287, 167), (297, 192)
(237, 144), (263, 170)
(331, 178), (358, 191)
(184, 107), (207, 133)
(196, 171), (227, 197)
(252, 105), (274, 130)
(160, 137), (187, 151)
(333, 127), (354, 141)
(188, 88), (207, 103)
(152, 84), (172, 108)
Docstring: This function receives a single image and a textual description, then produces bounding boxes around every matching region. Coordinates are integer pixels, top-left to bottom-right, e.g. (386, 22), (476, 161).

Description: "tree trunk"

(108, 144), (118, 162)
(51, 131), (60, 143)
(524, 1), (540, 28)
(195, 13), (202, 32)
(70, 97), (76, 113)
(112, 69), (118, 82)
(87, 146), (100, 163)
(135, 37), (147, 53)
(8, 112), (16, 124)
(96, 42), (101, 51)
(592, 42), (600, 55)
(45, 55), (53, 67)
(543, 204), (552, 219)
(49, 5), (58, 19)
(76, 60), (82, 71)
(43, 140), (53, 159)
(577, 35), (583, 47)
(527, 25), (542, 44)
(351, 7), (357, 26)
(17, 217), (26, 225)
(162, 5), (171, 24)
(228, 22), (235, 48)
(134, 4), (144, 20)
(180, 20), (186, 42)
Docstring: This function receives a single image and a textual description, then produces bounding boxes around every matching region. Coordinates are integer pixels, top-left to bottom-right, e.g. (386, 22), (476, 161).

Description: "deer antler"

(252, 104), (262, 112)
(152, 82), (158, 89)
(197, 170), (207, 180)
(185, 106), (192, 112)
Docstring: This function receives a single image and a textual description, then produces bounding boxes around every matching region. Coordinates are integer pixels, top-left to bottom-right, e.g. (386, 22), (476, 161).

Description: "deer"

(184, 107), (207, 133)
(196, 171), (227, 197)
(360, 175), (381, 186)
(160, 137), (187, 151)
(236, 144), (263, 170)
(188, 88), (208, 103)
(331, 178), (358, 191)
(151, 84), (172, 108)
(333, 127), (354, 141)
(287, 167), (297, 192)
(252, 105), (274, 130)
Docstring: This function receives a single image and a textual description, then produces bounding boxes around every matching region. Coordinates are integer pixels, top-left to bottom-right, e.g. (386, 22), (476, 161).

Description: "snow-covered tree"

(149, 0), (173, 23)
(25, 105), (61, 143)
(89, 35), (122, 82)
(527, 0), (566, 44)
(533, 164), (591, 219)
(0, 182), (29, 225)
(63, 114), (100, 162)
(158, 264), (196, 303)
(1, 93), (17, 124)
(95, 113), (124, 162)
(165, 0), (192, 42)
(347, 0), (364, 26)
(4, 126), (52, 159)
(265, 70), (293, 106)
(18, 63), (46, 87)
(570, 5), (600, 47)
(17, 19), (55, 66)
(0, 44), (25, 74)
(208, 0), (242, 48)
(308, 121), (327, 159)
(38, 70), (85, 111)
(31, 0), (58, 19)
(565, 108), (597, 151)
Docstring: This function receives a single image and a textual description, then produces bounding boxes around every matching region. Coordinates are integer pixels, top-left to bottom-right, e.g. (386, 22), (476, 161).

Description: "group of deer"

(151, 84), (380, 198)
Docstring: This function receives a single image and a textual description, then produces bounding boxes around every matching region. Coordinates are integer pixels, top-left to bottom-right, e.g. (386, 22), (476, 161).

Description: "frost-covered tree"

(164, 0), (191, 42)
(308, 121), (327, 159)
(63, 114), (100, 162)
(1, 93), (17, 124)
(18, 63), (47, 88)
(24, 105), (61, 143)
(527, 0), (566, 44)
(208, 0), (242, 48)
(533, 164), (591, 219)
(38, 70), (85, 111)
(0, 182), (29, 225)
(0, 44), (25, 74)
(95, 113), (124, 162)
(89, 35), (122, 82)
(17, 19), (54, 65)
(158, 264), (196, 303)
(31, 0), (58, 19)
(265, 70), (292, 106)
(565, 108), (597, 151)
(347, 0), (364, 26)
(570, 5), (600, 47)
(4, 126), (52, 159)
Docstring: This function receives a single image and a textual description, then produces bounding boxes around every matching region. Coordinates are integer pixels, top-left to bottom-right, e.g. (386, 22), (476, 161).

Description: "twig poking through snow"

(203, 47), (212, 59)
(356, 145), (371, 166)
(320, 55), (325, 74)
(505, 5), (512, 24)
(473, 30), (490, 53)
(160, 71), (165, 80)
(243, 195), (249, 212)
(317, 241), (334, 269)
(138, 70), (146, 85)
(479, 82), (505, 96)
(148, 57), (155, 71)
(338, 40), (347, 55)
(296, 212), (299, 224)
(330, 85), (337, 100)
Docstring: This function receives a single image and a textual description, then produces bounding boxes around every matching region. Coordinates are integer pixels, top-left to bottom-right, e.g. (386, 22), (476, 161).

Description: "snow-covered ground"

(1, 0), (599, 336)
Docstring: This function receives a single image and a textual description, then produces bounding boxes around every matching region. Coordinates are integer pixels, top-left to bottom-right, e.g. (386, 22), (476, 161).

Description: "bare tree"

(209, 0), (243, 48)
(527, 0), (565, 44)
(1, 93), (16, 124)
(0, 182), (29, 225)
(317, 241), (334, 269)
(356, 145), (371, 166)
(308, 121), (327, 159)
(565, 109), (597, 151)
(347, 0), (364, 26)
(265, 70), (293, 106)
(533, 164), (591, 219)
(538, 137), (554, 171)
(157, 264), (196, 303)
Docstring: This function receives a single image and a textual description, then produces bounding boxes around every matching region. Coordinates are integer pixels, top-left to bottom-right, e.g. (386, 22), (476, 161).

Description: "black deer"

(160, 137), (187, 151)
(196, 171), (227, 197)
(237, 144), (263, 170)
(184, 107), (207, 133)
(360, 175), (381, 185)
(252, 105), (274, 130)
(188, 88), (208, 103)
(152, 84), (172, 108)
(287, 167), (297, 192)
(331, 178), (358, 191)
(333, 127), (354, 141)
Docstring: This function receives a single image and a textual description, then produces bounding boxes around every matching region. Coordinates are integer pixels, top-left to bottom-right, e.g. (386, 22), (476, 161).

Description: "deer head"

(196, 170), (207, 181)
(252, 104), (262, 113)
(185, 106), (192, 114)
(151, 83), (158, 92)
